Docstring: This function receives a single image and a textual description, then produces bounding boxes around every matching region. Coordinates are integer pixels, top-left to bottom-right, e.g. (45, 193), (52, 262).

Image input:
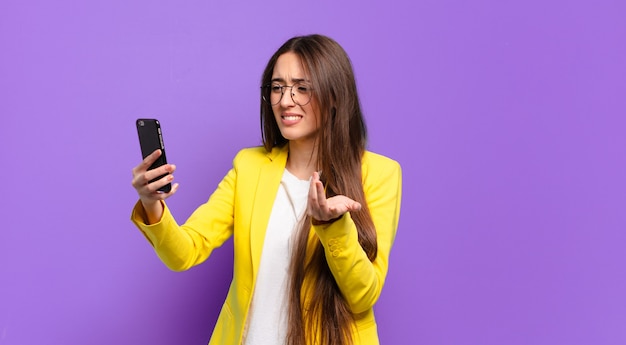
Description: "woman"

(131, 34), (402, 345)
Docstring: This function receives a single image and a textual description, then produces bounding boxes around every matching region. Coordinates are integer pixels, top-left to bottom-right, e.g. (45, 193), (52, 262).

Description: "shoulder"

(362, 150), (402, 184)
(232, 145), (288, 168)
(233, 146), (267, 160)
(362, 150), (401, 173)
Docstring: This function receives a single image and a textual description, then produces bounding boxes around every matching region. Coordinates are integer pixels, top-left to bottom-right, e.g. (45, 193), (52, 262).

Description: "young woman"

(131, 34), (402, 345)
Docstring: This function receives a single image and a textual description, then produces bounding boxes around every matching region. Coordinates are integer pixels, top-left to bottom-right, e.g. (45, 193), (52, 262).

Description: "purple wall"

(1, 1), (625, 344)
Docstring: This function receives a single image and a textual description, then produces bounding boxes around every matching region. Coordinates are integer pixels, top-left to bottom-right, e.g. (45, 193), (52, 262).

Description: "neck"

(286, 140), (318, 180)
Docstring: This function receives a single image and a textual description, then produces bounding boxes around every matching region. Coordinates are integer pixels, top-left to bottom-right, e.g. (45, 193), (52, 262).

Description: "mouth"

(282, 114), (303, 121)
(280, 113), (304, 125)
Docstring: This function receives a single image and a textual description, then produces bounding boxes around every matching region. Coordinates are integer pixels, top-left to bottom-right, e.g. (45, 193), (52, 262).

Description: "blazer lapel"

(249, 146), (289, 274)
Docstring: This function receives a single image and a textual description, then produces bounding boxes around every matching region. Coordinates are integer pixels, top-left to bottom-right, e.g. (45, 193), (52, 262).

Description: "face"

(271, 52), (320, 146)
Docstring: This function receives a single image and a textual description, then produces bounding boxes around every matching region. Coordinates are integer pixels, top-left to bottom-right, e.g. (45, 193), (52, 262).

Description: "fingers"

(145, 164), (176, 185)
(154, 182), (179, 199)
(308, 172), (361, 222)
(342, 200), (362, 212)
(132, 172), (170, 195)
(133, 175), (178, 204)
(132, 149), (161, 175)
(147, 174), (175, 193)
(307, 172), (326, 216)
(326, 196), (361, 214)
(131, 164), (176, 189)
(314, 179), (327, 208)
(131, 149), (178, 202)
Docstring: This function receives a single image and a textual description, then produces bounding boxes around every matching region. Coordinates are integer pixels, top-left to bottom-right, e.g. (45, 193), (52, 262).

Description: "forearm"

(130, 175), (236, 271)
(314, 214), (385, 314)
(131, 200), (198, 271)
(315, 155), (402, 313)
(141, 199), (164, 225)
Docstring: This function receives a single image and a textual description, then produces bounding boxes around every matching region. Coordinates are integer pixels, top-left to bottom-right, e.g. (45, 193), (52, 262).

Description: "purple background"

(1, 0), (625, 344)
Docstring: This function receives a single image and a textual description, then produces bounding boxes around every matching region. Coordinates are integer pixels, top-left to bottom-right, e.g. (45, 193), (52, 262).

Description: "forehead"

(272, 52), (309, 80)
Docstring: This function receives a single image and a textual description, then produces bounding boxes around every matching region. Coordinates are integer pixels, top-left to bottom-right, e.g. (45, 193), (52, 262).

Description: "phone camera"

(138, 120), (144, 126)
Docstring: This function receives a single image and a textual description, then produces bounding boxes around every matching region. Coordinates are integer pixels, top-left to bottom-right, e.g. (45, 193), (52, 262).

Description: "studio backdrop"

(1, 0), (625, 344)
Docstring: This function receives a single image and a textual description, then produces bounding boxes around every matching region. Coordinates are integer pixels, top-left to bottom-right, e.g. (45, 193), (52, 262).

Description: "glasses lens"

(262, 85), (278, 105)
(292, 83), (312, 106)
(271, 84), (284, 105)
(262, 83), (312, 106)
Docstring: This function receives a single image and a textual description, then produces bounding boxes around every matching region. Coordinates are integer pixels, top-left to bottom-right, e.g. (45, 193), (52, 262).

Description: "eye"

(295, 83), (311, 94)
(270, 84), (283, 93)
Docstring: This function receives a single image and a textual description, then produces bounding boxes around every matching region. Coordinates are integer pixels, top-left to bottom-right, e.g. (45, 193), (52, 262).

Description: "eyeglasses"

(261, 82), (313, 106)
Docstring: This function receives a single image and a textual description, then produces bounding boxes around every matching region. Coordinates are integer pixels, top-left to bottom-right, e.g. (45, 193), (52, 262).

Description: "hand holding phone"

(136, 119), (172, 193)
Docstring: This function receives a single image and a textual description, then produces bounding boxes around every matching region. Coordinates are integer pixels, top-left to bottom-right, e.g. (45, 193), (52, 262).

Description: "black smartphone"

(136, 118), (171, 193)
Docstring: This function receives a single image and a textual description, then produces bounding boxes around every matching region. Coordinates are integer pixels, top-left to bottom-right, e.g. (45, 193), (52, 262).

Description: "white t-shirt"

(243, 169), (310, 345)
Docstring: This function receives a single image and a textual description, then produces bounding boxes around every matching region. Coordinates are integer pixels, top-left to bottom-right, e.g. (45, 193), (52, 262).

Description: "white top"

(243, 169), (310, 345)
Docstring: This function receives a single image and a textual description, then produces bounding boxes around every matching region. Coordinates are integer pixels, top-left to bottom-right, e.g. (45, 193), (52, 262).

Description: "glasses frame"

(261, 82), (314, 106)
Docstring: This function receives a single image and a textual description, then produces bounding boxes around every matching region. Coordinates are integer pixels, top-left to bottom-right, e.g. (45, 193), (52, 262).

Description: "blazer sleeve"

(312, 154), (402, 314)
(130, 163), (237, 272)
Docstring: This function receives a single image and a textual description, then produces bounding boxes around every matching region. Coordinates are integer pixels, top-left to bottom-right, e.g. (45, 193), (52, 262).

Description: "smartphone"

(136, 118), (171, 193)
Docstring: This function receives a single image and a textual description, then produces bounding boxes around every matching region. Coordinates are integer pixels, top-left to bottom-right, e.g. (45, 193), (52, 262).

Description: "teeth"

(283, 115), (302, 121)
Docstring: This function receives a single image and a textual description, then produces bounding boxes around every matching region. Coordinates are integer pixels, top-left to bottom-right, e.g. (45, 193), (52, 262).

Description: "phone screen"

(136, 119), (171, 193)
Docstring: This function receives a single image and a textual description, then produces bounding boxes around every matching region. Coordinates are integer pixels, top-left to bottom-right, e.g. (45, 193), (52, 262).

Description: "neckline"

(283, 168), (312, 183)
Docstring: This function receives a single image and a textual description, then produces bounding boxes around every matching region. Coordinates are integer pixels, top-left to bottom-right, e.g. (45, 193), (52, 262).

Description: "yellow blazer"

(131, 145), (402, 344)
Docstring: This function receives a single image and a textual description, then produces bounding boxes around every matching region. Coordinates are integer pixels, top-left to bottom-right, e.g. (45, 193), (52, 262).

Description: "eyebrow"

(271, 77), (309, 83)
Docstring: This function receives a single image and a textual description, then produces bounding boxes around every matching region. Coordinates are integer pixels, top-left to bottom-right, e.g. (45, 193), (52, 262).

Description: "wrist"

(311, 214), (342, 226)
(141, 199), (164, 224)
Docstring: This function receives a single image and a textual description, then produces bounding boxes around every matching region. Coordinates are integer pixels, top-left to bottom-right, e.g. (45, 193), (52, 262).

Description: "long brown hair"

(260, 35), (377, 345)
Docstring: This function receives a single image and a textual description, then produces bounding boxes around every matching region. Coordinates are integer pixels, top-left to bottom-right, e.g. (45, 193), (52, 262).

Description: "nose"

(279, 86), (295, 107)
